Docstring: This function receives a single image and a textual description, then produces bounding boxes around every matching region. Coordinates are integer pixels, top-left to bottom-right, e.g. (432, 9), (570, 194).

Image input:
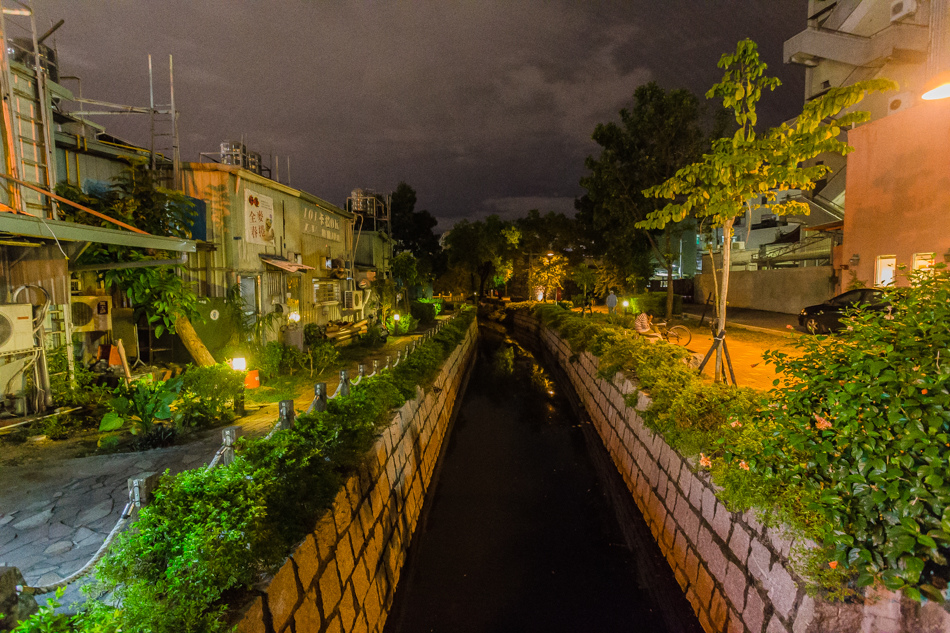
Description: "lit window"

(875, 255), (896, 287)
(912, 252), (935, 271)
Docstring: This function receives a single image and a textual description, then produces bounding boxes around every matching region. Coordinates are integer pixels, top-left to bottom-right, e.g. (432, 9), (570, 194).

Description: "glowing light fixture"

(231, 357), (247, 371)
(622, 300), (629, 308)
(393, 313), (400, 321)
(287, 311), (301, 323)
(922, 71), (950, 100)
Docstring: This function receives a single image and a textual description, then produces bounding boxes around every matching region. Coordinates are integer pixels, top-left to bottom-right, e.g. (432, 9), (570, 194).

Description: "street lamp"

(922, 71), (950, 100)
(231, 357), (247, 371)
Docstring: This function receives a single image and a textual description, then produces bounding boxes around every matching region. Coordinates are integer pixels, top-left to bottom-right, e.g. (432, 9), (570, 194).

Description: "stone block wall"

(512, 310), (950, 633)
(237, 319), (478, 633)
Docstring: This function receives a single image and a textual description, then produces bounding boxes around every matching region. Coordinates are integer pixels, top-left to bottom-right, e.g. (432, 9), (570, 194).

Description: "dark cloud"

(38, 1), (804, 229)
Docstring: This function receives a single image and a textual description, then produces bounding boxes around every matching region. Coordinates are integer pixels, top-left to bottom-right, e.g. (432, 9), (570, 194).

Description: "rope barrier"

(16, 314), (460, 597)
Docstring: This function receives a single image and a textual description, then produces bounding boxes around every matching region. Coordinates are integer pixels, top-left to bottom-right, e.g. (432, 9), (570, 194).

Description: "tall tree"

(640, 40), (895, 379)
(442, 215), (520, 298)
(580, 82), (712, 321)
(389, 182), (444, 276)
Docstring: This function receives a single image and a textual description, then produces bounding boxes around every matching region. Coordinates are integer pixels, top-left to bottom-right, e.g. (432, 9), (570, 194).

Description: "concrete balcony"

(784, 23), (929, 67)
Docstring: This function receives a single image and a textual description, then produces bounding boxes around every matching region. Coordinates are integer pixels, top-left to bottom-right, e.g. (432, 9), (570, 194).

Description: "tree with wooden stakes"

(637, 39), (896, 382)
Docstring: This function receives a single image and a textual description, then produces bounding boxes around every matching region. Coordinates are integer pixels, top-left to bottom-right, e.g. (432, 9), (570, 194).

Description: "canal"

(384, 325), (702, 633)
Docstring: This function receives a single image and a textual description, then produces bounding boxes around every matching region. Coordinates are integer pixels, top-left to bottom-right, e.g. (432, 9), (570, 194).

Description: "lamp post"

(231, 357), (247, 416)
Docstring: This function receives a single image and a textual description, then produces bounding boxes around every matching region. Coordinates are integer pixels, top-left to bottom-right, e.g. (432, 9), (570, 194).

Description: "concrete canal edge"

(511, 309), (950, 633)
(236, 319), (478, 633)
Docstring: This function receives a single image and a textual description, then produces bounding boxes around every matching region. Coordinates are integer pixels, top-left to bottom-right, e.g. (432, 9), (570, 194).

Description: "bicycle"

(654, 321), (692, 346)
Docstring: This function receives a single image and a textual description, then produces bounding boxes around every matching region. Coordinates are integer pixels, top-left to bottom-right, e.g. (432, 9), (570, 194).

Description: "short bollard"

(313, 383), (328, 412)
(128, 472), (159, 511)
(339, 370), (351, 397)
(373, 359), (379, 375)
(278, 400), (295, 430)
(359, 364), (365, 378)
(221, 426), (240, 466)
(385, 355), (391, 370)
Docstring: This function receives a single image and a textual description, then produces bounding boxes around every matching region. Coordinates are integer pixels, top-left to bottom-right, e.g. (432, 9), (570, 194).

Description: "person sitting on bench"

(634, 313), (661, 338)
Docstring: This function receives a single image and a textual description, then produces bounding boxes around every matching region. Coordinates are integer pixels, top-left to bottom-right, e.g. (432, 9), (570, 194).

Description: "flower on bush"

(739, 460), (749, 471)
(700, 453), (712, 468)
(828, 561), (838, 570)
(813, 414), (832, 430)
(730, 418), (742, 428)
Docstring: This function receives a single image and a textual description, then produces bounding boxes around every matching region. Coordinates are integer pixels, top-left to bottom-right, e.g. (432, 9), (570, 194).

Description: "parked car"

(799, 288), (888, 333)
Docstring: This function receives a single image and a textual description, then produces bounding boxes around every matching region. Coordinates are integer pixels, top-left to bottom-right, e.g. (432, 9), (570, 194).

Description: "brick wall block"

(268, 560), (302, 633)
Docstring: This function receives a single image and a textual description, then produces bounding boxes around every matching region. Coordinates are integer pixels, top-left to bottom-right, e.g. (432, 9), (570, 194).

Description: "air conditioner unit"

(891, 0), (917, 22)
(887, 92), (913, 115)
(733, 241), (746, 251)
(344, 290), (364, 310)
(0, 304), (35, 353)
(71, 296), (112, 333)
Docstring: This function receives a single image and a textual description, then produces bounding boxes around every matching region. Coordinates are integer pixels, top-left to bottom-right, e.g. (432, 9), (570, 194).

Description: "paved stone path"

(0, 323), (443, 610)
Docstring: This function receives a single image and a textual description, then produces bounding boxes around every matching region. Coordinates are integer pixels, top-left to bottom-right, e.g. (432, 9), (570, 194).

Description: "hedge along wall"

(512, 310), (950, 633)
(237, 319), (478, 633)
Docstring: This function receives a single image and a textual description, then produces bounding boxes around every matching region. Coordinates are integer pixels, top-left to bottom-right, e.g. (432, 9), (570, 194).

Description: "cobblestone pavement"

(0, 324), (442, 610)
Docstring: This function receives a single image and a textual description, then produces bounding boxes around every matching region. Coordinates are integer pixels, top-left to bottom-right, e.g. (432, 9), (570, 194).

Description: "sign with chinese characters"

(245, 189), (276, 245)
(302, 206), (342, 243)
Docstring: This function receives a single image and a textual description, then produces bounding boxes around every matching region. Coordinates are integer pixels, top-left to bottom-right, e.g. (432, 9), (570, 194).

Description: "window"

(912, 252), (935, 271)
(875, 255), (896, 287)
(313, 281), (340, 304)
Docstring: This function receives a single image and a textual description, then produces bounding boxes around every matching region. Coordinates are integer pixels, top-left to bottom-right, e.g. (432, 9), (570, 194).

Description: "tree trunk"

(716, 218), (735, 382)
(175, 315), (216, 367)
(665, 229), (674, 322)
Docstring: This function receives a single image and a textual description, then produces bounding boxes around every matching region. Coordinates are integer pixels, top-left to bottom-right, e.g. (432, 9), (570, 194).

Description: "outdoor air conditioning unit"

(0, 304), (35, 353)
(890, 0), (917, 22)
(733, 241), (746, 251)
(344, 290), (364, 310)
(71, 296), (112, 333)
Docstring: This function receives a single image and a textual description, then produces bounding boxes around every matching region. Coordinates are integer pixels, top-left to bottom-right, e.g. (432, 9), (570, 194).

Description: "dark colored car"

(798, 288), (888, 333)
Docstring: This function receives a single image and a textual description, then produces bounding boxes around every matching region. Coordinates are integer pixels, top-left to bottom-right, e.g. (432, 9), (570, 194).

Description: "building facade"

(180, 163), (360, 330)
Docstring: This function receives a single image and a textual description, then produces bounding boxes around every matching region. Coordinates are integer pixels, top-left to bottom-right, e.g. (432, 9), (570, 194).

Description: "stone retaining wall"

(237, 319), (478, 633)
(512, 310), (950, 633)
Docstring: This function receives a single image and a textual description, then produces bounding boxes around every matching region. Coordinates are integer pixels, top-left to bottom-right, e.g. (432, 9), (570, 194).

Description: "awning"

(0, 213), (195, 252)
(260, 256), (315, 273)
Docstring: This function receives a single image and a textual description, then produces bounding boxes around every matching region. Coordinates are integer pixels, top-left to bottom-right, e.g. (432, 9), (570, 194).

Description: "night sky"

(37, 1), (806, 228)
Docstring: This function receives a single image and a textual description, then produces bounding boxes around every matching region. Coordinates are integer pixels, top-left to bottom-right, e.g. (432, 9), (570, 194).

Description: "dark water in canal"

(384, 325), (702, 633)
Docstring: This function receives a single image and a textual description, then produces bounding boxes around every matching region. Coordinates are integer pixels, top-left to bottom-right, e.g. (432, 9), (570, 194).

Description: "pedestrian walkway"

(0, 323), (443, 610)
(681, 303), (800, 334)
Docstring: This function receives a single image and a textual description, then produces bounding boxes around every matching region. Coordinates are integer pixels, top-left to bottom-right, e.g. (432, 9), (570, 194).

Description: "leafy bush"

(724, 266), (950, 599)
(99, 376), (183, 436)
(632, 291), (682, 316)
(303, 322), (324, 347)
(85, 307), (477, 632)
(410, 300), (438, 325)
(386, 313), (418, 336)
(257, 341), (284, 381)
(307, 340), (339, 377)
(178, 364), (246, 427)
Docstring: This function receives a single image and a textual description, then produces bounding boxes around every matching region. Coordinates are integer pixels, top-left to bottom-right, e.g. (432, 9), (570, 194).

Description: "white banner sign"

(244, 189), (275, 245)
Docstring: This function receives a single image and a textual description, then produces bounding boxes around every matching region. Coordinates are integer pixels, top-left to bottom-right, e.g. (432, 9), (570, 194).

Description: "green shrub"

(178, 364), (246, 427)
(632, 291), (682, 316)
(99, 376), (183, 436)
(85, 307), (477, 632)
(410, 300), (437, 325)
(724, 266), (950, 599)
(386, 313), (418, 336)
(307, 340), (339, 377)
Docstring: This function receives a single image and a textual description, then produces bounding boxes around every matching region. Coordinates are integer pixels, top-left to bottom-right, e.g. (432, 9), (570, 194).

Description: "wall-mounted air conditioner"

(71, 296), (112, 333)
(344, 290), (364, 310)
(733, 241), (746, 251)
(890, 0), (917, 22)
(0, 304), (35, 353)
